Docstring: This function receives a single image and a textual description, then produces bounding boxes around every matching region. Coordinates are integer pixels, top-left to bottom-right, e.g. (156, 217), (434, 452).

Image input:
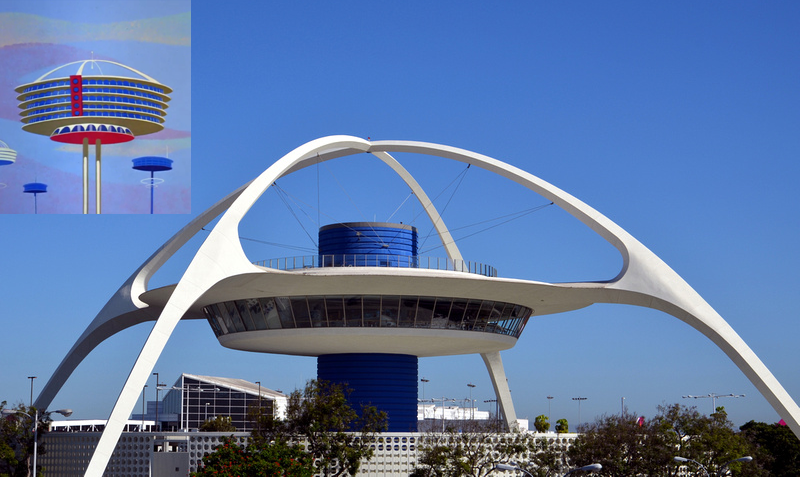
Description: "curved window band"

(24, 79), (164, 94)
(27, 111), (162, 124)
(203, 295), (531, 339)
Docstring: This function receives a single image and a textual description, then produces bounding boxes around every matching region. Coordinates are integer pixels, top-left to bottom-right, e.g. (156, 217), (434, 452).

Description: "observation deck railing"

(253, 254), (497, 278)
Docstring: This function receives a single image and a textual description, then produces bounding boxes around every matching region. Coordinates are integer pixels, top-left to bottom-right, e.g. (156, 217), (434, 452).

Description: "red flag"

(778, 419), (787, 426)
(637, 416), (645, 427)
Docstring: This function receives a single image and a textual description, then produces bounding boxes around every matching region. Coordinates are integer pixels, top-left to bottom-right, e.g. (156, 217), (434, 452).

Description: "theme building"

(33, 136), (800, 476)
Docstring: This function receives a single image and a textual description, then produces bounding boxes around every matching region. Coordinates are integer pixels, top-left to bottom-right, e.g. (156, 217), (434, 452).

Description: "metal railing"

(252, 254), (497, 277)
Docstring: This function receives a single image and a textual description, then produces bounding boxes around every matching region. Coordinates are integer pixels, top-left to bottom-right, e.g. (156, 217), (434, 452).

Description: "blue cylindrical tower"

(318, 222), (418, 268)
(317, 222), (420, 431)
(318, 354), (418, 432)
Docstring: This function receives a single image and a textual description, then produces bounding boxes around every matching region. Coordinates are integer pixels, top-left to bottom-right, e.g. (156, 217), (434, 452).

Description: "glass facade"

(203, 295), (531, 339)
(161, 376), (274, 432)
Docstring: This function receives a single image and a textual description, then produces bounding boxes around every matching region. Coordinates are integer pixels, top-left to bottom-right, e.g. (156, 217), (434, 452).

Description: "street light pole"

(420, 378), (429, 401)
(493, 463), (533, 477)
(495, 462), (601, 476)
(547, 396), (554, 424)
(720, 456), (753, 474)
(484, 399), (498, 423)
(2, 407), (72, 477)
(564, 463), (602, 475)
(27, 376), (36, 407)
(152, 372), (159, 431)
(682, 393), (745, 414)
(572, 397), (587, 430)
(141, 384), (147, 432)
(674, 456), (709, 477)
(467, 383), (475, 420)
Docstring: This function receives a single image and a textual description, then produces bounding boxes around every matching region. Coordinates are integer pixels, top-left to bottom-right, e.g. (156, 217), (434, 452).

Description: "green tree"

(191, 436), (313, 476)
(740, 420), (800, 476)
(568, 413), (673, 476)
(555, 418), (568, 434)
(657, 405), (762, 476)
(0, 401), (53, 477)
(567, 404), (764, 477)
(199, 415), (236, 432)
(251, 380), (387, 477)
(534, 415), (550, 433)
(411, 422), (531, 477)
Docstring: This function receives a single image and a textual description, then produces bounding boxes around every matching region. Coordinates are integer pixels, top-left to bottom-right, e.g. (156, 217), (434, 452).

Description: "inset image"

(0, 0), (190, 214)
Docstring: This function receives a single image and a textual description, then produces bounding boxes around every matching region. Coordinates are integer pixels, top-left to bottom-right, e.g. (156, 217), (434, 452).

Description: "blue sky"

(1, 1), (799, 431)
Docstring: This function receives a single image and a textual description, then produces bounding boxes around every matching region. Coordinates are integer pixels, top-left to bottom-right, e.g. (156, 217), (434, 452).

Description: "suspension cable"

(419, 202), (554, 255)
(418, 164), (471, 251)
(272, 182), (318, 248)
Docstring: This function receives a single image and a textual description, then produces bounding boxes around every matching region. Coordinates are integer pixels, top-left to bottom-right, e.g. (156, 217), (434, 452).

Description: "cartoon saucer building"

(15, 60), (171, 213)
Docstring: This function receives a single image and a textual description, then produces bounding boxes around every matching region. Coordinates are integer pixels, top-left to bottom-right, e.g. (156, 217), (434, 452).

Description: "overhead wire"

(321, 160), (388, 248)
(272, 182), (318, 248)
(418, 164), (471, 252)
(419, 202), (554, 255)
(200, 159), (553, 259)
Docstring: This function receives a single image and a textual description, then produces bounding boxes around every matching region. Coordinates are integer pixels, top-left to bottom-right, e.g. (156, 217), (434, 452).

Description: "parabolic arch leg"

(34, 181), (251, 412)
(84, 136), (372, 476)
(369, 140), (800, 439)
(81, 136), (800, 475)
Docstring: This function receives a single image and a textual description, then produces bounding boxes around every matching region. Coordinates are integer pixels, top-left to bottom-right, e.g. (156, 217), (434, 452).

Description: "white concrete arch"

(34, 181), (251, 411)
(368, 140), (800, 440)
(36, 142), (462, 414)
(60, 135), (795, 475)
(359, 142), (800, 438)
(83, 136), (470, 475)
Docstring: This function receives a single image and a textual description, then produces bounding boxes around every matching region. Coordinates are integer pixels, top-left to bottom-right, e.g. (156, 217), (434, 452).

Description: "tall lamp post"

(439, 397), (456, 432)
(484, 399), (499, 422)
(27, 377), (36, 407)
(467, 383), (476, 420)
(494, 462), (601, 476)
(493, 463), (533, 476)
(547, 395), (554, 424)
(674, 456), (709, 476)
(721, 456), (753, 473)
(141, 384), (147, 432)
(152, 372), (165, 431)
(674, 455), (752, 476)
(2, 407), (72, 477)
(682, 393), (745, 414)
(572, 397), (587, 430)
(420, 377), (429, 401)
(565, 463), (603, 475)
